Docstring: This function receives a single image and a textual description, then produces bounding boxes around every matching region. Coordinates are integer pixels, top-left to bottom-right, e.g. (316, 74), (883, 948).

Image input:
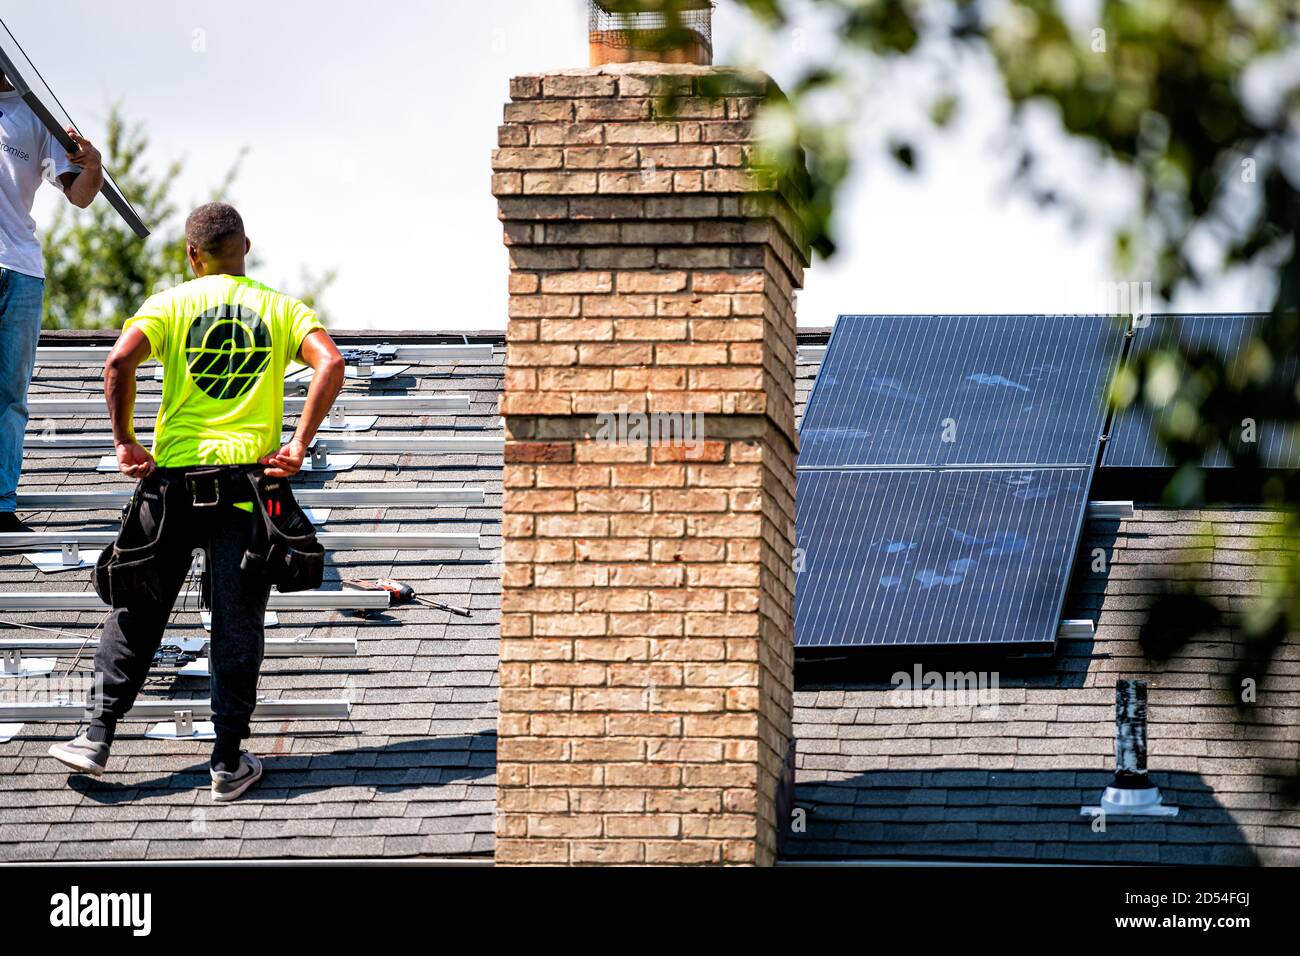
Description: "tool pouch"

(241, 475), (325, 593)
(91, 477), (171, 608)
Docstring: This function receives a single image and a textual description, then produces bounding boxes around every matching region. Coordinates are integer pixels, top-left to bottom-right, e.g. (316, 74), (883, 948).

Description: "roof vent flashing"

(1081, 679), (1179, 818)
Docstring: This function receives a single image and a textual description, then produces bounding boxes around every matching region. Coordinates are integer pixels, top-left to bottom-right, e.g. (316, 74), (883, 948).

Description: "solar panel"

(794, 467), (1089, 650)
(1103, 313), (1300, 468)
(0, 17), (148, 237)
(794, 314), (1126, 652)
(799, 314), (1127, 468)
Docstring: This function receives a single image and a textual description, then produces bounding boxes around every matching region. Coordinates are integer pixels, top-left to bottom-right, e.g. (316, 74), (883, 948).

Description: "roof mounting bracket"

(145, 709), (216, 740)
(1058, 619), (1096, 640)
(177, 659), (210, 678)
(296, 453), (360, 474)
(318, 407), (379, 433)
(1, 648), (55, 679)
(1087, 500), (1135, 520)
(22, 548), (99, 573)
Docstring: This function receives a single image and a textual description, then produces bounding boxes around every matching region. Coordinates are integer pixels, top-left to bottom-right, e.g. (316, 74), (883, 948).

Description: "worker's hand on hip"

(116, 441), (156, 478)
(260, 438), (307, 477)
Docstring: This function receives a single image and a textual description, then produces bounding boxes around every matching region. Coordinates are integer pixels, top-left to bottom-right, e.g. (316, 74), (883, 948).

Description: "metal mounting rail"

(24, 433), (504, 455)
(0, 698), (351, 722)
(30, 347), (158, 364)
(34, 343), (494, 365)
(1086, 500), (1136, 520)
(307, 435), (503, 455)
(316, 531), (483, 549)
(0, 590), (391, 611)
(0, 636), (358, 657)
(27, 394), (473, 418)
(16, 487), (488, 510)
(0, 530), (482, 552)
(385, 344), (495, 364)
(1058, 620), (1096, 639)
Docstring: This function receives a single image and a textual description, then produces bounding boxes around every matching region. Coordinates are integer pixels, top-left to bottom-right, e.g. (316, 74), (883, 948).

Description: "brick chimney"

(492, 65), (808, 866)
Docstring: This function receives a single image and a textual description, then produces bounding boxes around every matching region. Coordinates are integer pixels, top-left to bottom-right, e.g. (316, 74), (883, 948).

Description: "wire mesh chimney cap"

(589, 0), (716, 48)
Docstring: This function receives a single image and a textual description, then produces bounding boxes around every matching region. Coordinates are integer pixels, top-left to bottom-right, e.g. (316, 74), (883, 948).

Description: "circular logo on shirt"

(185, 304), (272, 400)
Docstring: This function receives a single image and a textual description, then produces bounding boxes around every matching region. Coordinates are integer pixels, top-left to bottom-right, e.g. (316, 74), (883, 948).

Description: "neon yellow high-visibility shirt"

(125, 274), (323, 468)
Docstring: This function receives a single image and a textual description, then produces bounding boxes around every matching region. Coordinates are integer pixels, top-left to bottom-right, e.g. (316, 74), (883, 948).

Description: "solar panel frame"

(1103, 313), (1300, 469)
(793, 314), (1128, 653)
(0, 17), (149, 238)
(798, 314), (1127, 469)
(794, 466), (1092, 651)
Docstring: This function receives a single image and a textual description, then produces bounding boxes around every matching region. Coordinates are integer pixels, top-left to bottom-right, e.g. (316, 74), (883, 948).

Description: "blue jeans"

(0, 268), (45, 513)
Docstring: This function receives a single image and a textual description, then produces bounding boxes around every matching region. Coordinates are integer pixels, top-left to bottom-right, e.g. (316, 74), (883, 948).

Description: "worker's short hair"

(186, 202), (245, 259)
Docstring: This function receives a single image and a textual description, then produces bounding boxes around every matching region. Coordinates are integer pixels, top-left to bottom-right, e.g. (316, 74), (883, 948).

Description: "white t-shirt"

(0, 89), (78, 278)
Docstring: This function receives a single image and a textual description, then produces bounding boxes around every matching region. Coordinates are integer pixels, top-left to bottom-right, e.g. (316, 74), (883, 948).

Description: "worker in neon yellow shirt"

(49, 203), (345, 802)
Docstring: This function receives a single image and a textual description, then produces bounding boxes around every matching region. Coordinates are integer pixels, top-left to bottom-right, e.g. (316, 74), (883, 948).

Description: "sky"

(9, 0), (1269, 331)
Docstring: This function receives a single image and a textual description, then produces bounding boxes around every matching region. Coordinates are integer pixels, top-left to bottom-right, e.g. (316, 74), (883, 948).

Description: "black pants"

(91, 474), (270, 752)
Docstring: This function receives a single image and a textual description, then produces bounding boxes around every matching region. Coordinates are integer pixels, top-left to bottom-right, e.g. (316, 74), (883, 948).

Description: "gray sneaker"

(49, 733), (110, 776)
(210, 751), (263, 802)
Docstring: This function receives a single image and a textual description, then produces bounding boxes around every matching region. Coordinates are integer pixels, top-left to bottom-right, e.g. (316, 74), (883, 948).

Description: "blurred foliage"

(41, 107), (186, 330)
(634, 1), (1300, 712)
(41, 104), (334, 329)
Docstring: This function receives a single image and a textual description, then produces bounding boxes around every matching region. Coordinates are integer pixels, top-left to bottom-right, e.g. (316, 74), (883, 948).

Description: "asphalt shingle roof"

(0, 333), (502, 861)
(785, 344), (1300, 865)
(3, 328), (1296, 865)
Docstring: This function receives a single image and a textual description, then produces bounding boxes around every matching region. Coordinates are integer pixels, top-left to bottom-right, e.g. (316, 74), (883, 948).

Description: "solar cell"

(794, 467), (1089, 650)
(1103, 313), (1300, 468)
(799, 314), (1126, 469)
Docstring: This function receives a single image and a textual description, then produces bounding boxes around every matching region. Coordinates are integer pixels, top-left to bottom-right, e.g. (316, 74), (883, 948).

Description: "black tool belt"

(91, 465), (325, 607)
(240, 474), (325, 594)
(157, 465), (259, 509)
(90, 474), (178, 608)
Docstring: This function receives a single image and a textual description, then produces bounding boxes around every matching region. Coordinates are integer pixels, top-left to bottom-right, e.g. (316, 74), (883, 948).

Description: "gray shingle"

(1, 332), (502, 862)
(10, 330), (1299, 867)
(787, 338), (1300, 865)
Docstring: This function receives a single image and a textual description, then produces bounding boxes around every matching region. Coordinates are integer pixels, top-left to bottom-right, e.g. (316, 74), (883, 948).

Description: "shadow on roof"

(782, 768), (1257, 865)
(61, 731), (497, 806)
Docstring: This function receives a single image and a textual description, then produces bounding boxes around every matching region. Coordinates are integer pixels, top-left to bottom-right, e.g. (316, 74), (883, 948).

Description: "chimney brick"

(492, 65), (807, 867)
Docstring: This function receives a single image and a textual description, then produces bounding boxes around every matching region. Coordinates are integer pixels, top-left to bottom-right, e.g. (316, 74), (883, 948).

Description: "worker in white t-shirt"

(0, 68), (103, 531)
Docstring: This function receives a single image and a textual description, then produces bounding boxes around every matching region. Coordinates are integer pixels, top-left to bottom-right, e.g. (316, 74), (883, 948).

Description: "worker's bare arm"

(57, 128), (104, 209)
(260, 329), (345, 478)
(104, 326), (156, 478)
